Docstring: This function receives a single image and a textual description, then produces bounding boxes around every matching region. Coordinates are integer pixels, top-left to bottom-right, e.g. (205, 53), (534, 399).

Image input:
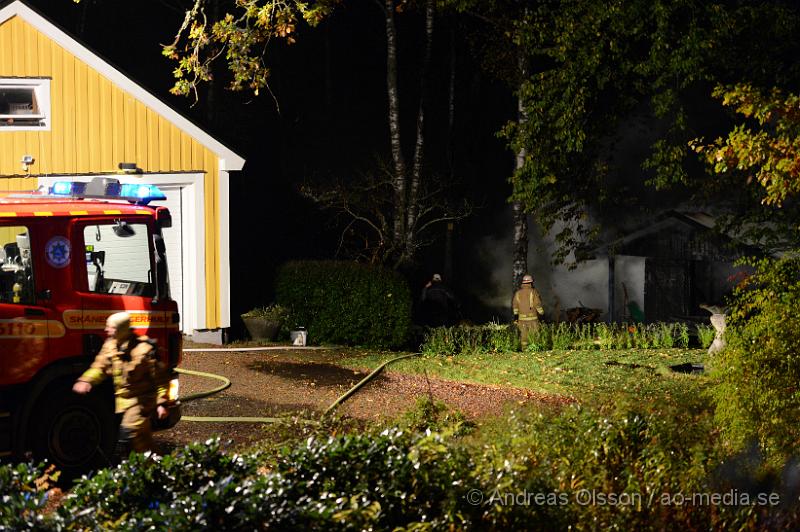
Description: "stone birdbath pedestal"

(700, 304), (727, 355)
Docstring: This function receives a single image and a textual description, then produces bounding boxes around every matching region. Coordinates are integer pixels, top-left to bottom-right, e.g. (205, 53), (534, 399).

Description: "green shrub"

(422, 326), (457, 355)
(575, 323), (596, 349)
(241, 303), (289, 321)
(0, 462), (54, 530)
(399, 397), (472, 435)
(653, 323), (675, 348)
(551, 323), (574, 350)
(260, 427), (479, 529)
(474, 404), (787, 530)
(631, 323), (650, 348)
(614, 323), (634, 349)
(60, 439), (261, 529)
(485, 322), (520, 352)
(525, 323), (552, 352)
(696, 324), (715, 349)
(275, 260), (412, 348)
(712, 257), (800, 460)
(59, 432), (480, 530)
(595, 322), (615, 349)
(422, 324), (520, 355)
(675, 322), (690, 348)
(8, 406), (798, 529)
(454, 324), (484, 354)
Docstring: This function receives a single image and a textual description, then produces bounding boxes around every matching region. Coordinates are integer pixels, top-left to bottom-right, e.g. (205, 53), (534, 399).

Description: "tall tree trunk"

(382, 0), (407, 251)
(512, 199), (528, 291)
(324, 21), (333, 110)
(444, 26), (456, 282)
(76, 0), (91, 37)
(512, 60), (528, 293)
(446, 26), (456, 180)
(405, 0), (435, 258)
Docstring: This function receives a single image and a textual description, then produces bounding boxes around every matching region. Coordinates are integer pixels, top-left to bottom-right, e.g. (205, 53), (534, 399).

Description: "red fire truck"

(0, 177), (181, 476)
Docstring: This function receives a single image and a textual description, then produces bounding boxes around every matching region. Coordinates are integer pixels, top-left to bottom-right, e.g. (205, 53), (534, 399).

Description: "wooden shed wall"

(0, 15), (222, 328)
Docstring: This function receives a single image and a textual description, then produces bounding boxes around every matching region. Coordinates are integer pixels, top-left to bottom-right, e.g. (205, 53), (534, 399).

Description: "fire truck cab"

(0, 177), (181, 475)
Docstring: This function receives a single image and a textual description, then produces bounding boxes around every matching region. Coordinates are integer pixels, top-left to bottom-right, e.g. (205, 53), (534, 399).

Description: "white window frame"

(0, 78), (51, 131)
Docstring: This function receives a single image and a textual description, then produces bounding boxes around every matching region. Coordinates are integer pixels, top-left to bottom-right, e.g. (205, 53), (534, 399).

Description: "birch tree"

(134, 0), (468, 267)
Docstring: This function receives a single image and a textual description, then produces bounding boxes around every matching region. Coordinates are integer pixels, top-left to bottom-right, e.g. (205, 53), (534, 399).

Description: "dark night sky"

(25, 0), (518, 335)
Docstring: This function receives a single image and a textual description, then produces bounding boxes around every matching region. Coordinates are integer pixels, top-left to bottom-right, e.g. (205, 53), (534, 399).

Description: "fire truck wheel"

(31, 381), (117, 477)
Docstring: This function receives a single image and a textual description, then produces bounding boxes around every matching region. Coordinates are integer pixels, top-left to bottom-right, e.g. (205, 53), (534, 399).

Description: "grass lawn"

(337, 348), (711, 407)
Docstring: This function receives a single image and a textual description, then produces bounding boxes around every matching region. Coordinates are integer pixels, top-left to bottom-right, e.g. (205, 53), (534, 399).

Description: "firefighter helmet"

(522, 274), (534, 284)
(106, 312), (132, 339)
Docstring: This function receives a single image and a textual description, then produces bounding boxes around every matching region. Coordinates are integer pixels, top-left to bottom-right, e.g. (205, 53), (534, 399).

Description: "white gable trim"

(0, 1), (245, 171)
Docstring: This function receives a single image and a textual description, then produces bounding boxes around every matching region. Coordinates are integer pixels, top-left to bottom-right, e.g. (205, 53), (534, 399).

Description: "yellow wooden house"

(0, 0), (245, 341)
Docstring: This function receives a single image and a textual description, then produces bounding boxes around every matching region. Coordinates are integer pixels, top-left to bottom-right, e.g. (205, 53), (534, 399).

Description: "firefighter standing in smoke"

(72, 312), (168, 456)
(513, 274), (544, 349)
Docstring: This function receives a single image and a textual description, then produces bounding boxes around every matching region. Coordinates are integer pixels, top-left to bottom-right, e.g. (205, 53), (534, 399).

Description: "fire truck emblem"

(45, 236), (71, 268)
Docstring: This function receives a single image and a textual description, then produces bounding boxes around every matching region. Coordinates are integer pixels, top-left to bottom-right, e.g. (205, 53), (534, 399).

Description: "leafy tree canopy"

(503, 0), (800, 262)
(690, 84), (800, 253)
(695, 84), (800, 208)
(160, 0), (336, 100)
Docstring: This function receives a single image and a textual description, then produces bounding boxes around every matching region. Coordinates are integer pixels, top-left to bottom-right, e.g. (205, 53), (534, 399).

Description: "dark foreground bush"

(275, 260), (412, 348)
(55, 430), (479, 530)
(0, 461), (53, 530)
(4, 406), (799, 530)
(59, 439), (260, 530)
(473, 406), (796, 530)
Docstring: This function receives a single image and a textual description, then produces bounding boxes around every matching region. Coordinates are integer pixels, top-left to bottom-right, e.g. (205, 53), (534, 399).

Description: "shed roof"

(588, 210), (763, 259)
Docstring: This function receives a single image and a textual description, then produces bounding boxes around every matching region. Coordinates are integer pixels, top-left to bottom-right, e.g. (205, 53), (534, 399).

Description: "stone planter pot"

(241, 316), (282, 341)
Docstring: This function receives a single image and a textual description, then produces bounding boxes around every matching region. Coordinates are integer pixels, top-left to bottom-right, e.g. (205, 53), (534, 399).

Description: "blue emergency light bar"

(49, 178), (166, 205)
(120, 183), (167, 202)
(51, 181), (86, 196)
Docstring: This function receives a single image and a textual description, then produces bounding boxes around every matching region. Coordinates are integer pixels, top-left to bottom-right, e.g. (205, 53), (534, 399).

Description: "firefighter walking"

(513, 274), (544, 350)
(72, 312), (168, 457)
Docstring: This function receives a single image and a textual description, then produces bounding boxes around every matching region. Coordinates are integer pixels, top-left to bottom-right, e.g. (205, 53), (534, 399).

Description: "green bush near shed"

(712, 256), (800, 461)
(275, 260), (412, 348)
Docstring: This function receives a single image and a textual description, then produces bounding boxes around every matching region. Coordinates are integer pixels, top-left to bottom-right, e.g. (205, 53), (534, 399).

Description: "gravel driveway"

(153, 347), (566, 453)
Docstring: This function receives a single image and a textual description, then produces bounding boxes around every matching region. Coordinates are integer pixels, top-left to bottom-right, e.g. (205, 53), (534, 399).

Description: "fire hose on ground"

(173, 349), (421, 423)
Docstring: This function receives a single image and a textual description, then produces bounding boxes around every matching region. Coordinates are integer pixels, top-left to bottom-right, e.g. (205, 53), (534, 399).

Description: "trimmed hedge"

(422, 323), (520, 355)
(275, 260), (412, 348)
(41, 433), (477, 530)
(421, 322), (709, 355)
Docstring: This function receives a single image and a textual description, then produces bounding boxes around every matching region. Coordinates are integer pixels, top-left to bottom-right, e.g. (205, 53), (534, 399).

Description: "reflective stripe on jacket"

(513, 286), (544, 319)
(79, 336), (161, 414)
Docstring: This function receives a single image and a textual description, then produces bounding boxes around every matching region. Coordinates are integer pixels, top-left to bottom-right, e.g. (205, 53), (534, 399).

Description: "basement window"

(0, 78), (51, 131)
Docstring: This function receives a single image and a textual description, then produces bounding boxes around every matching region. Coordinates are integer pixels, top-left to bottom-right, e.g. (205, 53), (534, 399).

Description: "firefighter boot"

(113, 426), (133, 464)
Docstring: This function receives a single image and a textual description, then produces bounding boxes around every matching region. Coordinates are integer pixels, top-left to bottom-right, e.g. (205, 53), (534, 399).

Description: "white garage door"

(151, 188), (184, 330)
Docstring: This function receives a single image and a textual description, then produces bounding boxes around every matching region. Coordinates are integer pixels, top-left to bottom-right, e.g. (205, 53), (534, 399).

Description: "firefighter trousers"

(117, 403), (153, 456)
(517, 319), (540, 349)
